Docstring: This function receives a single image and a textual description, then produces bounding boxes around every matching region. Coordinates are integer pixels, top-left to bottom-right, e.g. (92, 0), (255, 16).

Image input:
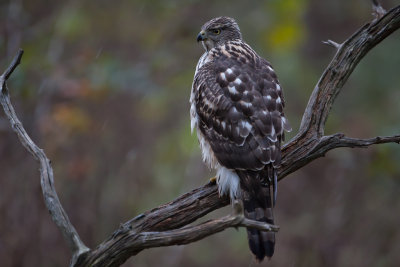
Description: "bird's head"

(197, 17), (242, 51)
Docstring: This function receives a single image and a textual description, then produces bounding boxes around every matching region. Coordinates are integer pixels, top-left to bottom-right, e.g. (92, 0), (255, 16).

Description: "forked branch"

(77, 201), (278, 266)
(1, 1), (399, 267)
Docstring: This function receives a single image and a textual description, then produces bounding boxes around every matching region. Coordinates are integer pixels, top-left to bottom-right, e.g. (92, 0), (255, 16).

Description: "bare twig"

(322, 39), (342, 49)
(372, 0), (386, 20)
(1, 3), (400, 267)
(1, 49), (23, 84)
(295, 133), (400, 167)
(0, 50), (90, 265)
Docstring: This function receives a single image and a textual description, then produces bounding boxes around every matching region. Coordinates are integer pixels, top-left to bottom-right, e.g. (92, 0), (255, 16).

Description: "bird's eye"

(212, 29), (221, 35)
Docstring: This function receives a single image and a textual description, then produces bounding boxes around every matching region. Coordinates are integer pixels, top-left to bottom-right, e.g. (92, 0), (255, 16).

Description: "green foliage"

(263, 0), (308, 53)
(55, 6), (90, 40)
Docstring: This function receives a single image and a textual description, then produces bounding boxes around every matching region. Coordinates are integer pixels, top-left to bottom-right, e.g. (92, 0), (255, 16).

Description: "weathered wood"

(78, 201), (279, 266)
(0, 50), (90, 265)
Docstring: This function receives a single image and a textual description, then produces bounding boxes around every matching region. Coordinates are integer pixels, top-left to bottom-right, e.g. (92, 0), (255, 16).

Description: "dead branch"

(76, 201), (279, 266)
(372, 0), (387, 19)
(322, 39), (342, 49)
(1, 2), (399, 267)
(0, 50), (90, 264)
(280, 3), (400, 178)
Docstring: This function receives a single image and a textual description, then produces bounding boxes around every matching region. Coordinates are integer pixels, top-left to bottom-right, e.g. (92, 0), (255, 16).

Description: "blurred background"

(1, 0), (400, 266)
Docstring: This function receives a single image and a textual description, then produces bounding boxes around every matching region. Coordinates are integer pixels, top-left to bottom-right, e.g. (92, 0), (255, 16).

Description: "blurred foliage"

(0, 0), (400, 266)
(264, 0), (307, 53)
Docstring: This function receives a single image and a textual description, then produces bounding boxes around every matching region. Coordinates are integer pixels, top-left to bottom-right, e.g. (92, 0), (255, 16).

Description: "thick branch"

(0, 51), (90, 264)
(135, 215), (278, 248)
(77, 202), (278, 266)
(77, 5), (400, 266)
(299, 5), (400, 136)
(280, 4), (400, 177)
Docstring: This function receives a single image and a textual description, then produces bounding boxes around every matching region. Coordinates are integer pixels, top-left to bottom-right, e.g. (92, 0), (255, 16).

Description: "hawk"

(190, 17), (291, 261)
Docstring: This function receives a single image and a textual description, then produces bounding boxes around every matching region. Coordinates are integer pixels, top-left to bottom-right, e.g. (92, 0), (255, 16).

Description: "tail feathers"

(238, 170), (275, 261)
(272, 168), (278, 207)
(247, 228), (275, 260)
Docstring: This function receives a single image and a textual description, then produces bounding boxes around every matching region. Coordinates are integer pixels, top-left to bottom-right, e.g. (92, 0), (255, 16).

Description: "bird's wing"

(193, 41), (290, 171)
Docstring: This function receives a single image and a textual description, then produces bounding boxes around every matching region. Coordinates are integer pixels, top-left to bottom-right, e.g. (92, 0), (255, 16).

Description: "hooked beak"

(197, 30), (207, 42)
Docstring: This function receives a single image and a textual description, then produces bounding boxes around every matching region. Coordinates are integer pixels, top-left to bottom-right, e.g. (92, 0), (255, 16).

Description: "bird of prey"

(190, 17), (291, 261)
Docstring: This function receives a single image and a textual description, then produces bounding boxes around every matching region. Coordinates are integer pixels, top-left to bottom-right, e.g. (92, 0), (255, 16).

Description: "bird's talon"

(209, 176), (217, 184)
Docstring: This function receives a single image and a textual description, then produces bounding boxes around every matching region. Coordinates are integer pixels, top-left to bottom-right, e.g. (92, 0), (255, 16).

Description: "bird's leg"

(232, 199), (244, 216)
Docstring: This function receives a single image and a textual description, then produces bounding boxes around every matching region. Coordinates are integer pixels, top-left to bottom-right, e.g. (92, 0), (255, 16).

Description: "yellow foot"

(209, 176), (217, 184)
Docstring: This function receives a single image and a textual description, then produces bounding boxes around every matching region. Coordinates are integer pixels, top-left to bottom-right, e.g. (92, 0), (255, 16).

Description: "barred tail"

(238, 170), (275, 261)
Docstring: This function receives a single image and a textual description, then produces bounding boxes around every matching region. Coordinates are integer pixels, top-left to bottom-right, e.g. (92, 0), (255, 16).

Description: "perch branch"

(77, 201), (278, 266)
(1, 2), (400, 267)
(75, 4), (400, 265)
(0, 50), (90, 264)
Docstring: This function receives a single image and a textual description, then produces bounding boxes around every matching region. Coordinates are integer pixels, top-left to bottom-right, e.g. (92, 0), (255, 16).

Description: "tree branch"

(280, 3), (400, 178)
(296, 133), (400, 166)
(372, 0), (387, 20)
(1, 2), (400, 267)
(322, 39), (342, 49)
(0, 50), (90, 265)
(0, 49), (23, 84)
(77, 201), (278, 266)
